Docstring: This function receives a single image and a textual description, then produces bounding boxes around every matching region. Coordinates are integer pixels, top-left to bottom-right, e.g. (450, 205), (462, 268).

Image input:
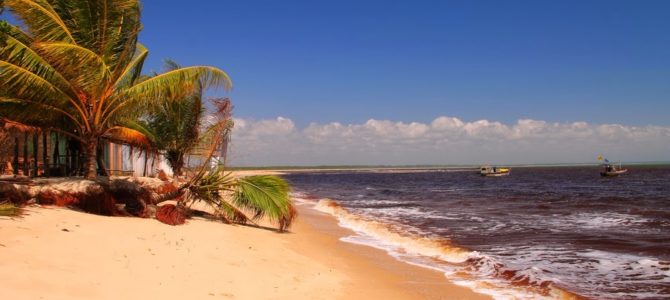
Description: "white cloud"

(227, 116), (670, 166)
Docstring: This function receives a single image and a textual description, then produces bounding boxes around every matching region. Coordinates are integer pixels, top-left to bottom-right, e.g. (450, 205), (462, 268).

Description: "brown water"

(284, 166), (670, 299)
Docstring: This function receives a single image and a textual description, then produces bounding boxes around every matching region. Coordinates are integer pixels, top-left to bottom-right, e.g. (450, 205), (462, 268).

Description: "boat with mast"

(597, 155), (628, 177)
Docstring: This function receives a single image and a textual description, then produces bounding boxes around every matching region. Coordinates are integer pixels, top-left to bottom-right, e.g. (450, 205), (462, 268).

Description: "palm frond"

(112, 43), (148, 91)
(3, 23), (34, 45)
(233, 175), (293, 228)
(0, 60), (75, 109)
(34, 42), (110, 95)
(123, 66), (232, 103)
(163, 58), (181, 72)
(118, 118), (157, 145)
(216, 200), (250, 224)
(60, 0), (140, 53)
(104, 126), (152, 149)
(0, 96), (82, 128)
(0, 35), (74, 96)
(5, 0), (75, 42)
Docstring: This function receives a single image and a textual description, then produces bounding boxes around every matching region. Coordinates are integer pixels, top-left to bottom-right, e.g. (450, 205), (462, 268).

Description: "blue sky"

(139, 0), (670, 127)
(2, 1), (668, 165)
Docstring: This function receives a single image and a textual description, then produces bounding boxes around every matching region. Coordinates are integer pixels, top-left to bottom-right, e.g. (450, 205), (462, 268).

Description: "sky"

(5, 1), (670, 165)
(137, 0), (670, 166)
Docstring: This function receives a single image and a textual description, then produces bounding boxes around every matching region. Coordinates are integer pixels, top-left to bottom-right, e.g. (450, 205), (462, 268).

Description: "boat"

(600, 163), (628, 177)
(597, 156), (628, 177)
(480, 166), (510, 177)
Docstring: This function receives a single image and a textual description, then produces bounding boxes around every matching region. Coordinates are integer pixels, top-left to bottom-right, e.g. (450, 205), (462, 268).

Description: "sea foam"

(308, 197), (569, 300)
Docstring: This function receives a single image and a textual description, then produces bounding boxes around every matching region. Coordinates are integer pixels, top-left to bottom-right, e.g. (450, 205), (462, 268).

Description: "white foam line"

(309, 198), (555, 300)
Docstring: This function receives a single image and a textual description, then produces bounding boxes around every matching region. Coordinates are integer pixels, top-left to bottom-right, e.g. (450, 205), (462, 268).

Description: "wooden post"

(42, 131), (49, 176)
(65, 138), (70, 175)
(22, 133), (28, 175)
(53, 134), (60, 166)
(13, 137), (19, 175)
(143, 152), (148, 177)
(32, 133), (38, 177)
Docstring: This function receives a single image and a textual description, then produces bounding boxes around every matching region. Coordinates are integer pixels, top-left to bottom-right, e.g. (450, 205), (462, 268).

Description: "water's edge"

(295, 195), (580, 300)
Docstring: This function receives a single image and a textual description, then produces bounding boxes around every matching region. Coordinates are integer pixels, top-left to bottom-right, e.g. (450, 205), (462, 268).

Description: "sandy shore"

(0, 191), (490, 300)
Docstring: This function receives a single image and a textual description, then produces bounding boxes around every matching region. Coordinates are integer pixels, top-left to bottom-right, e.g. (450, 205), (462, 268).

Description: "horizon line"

(228, 160), (670, 170)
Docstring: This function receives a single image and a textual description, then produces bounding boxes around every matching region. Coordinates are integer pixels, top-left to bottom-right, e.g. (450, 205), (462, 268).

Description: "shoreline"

(285, 199), (492, 300)
(0, 202), (490, 299)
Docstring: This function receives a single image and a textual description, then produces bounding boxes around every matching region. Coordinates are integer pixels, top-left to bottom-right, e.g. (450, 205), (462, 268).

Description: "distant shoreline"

(230, 161), (670, 172)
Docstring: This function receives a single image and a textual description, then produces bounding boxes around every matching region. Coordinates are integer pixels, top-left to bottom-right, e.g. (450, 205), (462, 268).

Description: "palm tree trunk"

(83, 139), (97, 179)
(154, 189), (186, 204)
(167, 151), (185, 177)
(172, 158), (184, 177)
(96, 142), (109, 176)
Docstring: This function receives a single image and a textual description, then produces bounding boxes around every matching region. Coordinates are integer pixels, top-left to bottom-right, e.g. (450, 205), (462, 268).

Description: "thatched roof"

(0, 118), (41, 134)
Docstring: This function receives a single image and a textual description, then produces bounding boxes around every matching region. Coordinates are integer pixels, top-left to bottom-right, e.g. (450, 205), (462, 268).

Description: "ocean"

(284, 166), (670, 300)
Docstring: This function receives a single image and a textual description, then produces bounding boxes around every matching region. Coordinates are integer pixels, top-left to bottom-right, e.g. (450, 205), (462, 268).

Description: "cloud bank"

(228, 116), (670, 166)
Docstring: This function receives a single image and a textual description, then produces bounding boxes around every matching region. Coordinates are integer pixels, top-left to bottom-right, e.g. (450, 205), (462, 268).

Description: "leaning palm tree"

(153, 99), (297, 232)
(0, 0), (231, 179)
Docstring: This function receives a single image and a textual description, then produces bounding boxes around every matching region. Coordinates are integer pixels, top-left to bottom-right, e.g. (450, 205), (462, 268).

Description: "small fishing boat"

(480, 166), (510, 177)
(597, 156), (628, 177)
(600, 163), (628, 177)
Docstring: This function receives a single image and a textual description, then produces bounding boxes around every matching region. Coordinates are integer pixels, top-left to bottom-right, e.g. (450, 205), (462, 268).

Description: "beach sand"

(0, 196), (489, 299)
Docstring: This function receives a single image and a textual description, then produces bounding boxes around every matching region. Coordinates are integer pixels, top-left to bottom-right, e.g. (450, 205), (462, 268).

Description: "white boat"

(480, 166), (510, 177)
(597, 156), (628, 177)
(600, 164), (628, 177)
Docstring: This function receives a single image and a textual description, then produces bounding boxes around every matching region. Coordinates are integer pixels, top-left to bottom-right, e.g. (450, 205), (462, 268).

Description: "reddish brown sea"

(285, 166), (670, 299)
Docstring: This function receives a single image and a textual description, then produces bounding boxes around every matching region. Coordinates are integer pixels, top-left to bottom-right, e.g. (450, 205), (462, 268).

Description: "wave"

(308, 197), (581, 300)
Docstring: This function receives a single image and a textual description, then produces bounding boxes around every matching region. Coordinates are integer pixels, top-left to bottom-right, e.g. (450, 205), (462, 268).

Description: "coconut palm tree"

(0, 0), (231, 179)
(138, 60), (210, 177)
(148, 98), (296, 232)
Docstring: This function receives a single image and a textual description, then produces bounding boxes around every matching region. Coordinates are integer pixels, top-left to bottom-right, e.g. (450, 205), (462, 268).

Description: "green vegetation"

(0, 201), (21, 217)
(0, 1), (8, 47)
(0, 0), (230, 179)
(131, 60), (232, 177)
(181, 167), (295, 232)
(145, 90), (295, 231)
(0, 1), (295, 230)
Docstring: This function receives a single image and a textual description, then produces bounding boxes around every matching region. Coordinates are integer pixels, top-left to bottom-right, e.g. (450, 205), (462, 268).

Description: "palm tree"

(150, 98), (296, 232)
(185, 167), (297, 232)
(0, 0), (231, 179)
(139, 60), (210, 177)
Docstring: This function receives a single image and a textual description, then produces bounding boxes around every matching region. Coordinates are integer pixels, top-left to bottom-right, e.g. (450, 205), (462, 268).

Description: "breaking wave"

(308, 197), (580, 300)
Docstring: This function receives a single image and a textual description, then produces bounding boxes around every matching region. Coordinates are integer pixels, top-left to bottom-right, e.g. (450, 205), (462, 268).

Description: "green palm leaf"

(33, 42), (110, 95)
(0, 35), (75, 98)
(123, 66), (232, 104)
(112, 44), (148, 91)
(0, 0), (233, 179)
(233, 175), (292, 223)
(0, 60), (73, 107)
(4, 0), (75, 42)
